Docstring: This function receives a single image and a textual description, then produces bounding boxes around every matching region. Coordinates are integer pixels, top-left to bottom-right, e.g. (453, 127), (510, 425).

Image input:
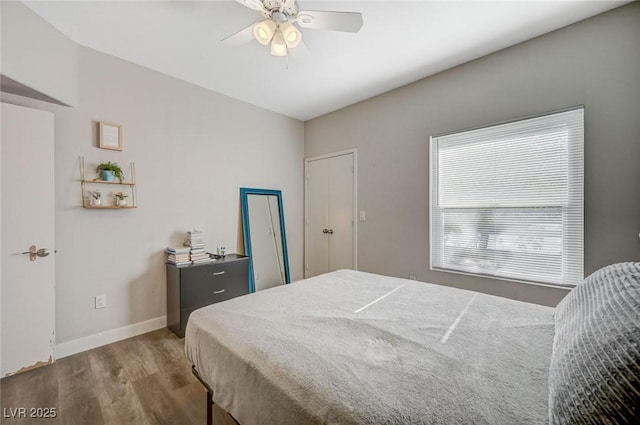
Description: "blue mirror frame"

(240, 187), (291, 292)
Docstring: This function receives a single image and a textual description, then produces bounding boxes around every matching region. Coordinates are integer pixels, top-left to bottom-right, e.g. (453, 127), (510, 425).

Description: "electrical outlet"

(95, 294), (107, 309)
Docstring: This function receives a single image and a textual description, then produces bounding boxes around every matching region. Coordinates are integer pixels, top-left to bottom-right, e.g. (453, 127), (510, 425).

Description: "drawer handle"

(212, 271), (225, 276)
(213, 289), (226, 294)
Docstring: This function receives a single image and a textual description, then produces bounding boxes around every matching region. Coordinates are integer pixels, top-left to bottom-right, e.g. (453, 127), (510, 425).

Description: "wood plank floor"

(1, 328), (237, 425)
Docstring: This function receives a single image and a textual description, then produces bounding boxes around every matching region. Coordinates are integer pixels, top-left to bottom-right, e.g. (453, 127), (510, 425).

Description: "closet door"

(327, 153), (354, 271)
(306, 157), (330, 277)
(305, 150), (356, 278)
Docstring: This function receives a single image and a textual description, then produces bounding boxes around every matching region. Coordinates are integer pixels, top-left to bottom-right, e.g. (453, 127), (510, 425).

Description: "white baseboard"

(55, 315), (167, 359)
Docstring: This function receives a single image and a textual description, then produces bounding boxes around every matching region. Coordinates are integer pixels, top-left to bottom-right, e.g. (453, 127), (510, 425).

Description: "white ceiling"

(24, 0), (628, 121)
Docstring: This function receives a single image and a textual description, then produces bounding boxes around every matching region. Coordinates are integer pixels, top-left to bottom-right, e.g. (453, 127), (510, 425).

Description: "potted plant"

(115, 191), (128, 207)
(90, 190), (102, 206)
(96, 161), (124, 182)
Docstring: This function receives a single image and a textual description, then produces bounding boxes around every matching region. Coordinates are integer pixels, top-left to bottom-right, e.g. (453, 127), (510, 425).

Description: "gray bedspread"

(185, 270), (555, 425)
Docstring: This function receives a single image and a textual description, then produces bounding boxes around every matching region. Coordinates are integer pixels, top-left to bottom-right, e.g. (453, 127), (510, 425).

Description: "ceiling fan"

(224, 0), (363, 58)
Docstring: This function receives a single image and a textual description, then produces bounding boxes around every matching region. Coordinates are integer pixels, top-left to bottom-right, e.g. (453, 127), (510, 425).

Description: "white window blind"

(430, 108), (584, 286)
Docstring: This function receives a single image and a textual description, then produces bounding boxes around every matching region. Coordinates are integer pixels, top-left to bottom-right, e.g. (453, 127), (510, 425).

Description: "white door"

(305, 150), (356, 278)
(1, 102), (56, 377)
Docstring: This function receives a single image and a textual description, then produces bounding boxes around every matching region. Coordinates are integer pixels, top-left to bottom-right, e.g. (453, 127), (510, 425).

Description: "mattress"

(185, 269), (555, 425)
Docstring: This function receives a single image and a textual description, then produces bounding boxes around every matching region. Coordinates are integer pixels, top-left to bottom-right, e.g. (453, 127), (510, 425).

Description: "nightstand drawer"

(181, 277), (240, 310)
(180, 261), (249, 310)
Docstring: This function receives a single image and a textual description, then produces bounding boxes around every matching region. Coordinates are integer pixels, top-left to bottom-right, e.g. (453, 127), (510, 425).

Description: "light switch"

(359, 211), (366, 221)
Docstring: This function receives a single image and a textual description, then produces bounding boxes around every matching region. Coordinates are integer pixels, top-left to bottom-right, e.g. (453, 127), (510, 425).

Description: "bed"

(185, 264), (640, 425)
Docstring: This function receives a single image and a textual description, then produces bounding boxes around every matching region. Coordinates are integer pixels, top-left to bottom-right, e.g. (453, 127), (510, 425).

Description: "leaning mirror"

(240, 188), (291, 292)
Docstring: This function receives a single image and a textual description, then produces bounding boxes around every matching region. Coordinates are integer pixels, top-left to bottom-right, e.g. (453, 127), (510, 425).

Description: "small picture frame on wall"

(98, 121), (123, 151)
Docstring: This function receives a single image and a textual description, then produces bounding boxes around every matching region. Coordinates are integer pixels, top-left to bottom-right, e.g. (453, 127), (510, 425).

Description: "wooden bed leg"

(207, 389), (213, 425)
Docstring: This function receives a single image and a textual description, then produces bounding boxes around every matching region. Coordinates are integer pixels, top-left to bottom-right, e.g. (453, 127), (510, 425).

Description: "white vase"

(116, 198), (127, 207)
(91, 197), (102, 206)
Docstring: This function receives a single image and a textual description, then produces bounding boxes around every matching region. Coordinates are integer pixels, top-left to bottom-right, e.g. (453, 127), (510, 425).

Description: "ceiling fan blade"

(233, 0), (265, 12)
(296, 10), (363, 33)
(222, 23), (256, 47)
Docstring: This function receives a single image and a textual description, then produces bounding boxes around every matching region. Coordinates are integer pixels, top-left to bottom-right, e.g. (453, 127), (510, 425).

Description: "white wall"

(0, 1), (77, 106)
(305, 3), (640, 306)
(2, 43), (304, 346)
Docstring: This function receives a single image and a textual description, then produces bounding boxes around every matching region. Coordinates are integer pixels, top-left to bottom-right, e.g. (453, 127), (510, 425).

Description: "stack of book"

(184, 229), (214, 264)
(165, 246), (191, 266)
(185, 229), (205, 250)
(189, 249), (211, 264)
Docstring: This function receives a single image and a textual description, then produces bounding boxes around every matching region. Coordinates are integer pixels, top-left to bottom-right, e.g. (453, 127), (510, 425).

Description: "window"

(430, 108), (584, 286)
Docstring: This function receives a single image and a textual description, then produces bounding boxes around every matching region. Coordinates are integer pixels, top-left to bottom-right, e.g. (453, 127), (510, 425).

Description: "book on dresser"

(166, 254), (250, 337)
(181, 229), (214, 264)
(166, 246), (192, 265)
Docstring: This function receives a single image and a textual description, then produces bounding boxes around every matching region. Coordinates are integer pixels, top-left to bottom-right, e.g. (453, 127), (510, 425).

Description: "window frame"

(429, 107), (584, 288)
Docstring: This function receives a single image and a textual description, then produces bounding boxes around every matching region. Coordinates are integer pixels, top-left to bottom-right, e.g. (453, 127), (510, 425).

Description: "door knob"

(21, 245), (50, 261)
(322, 229), (334, 234)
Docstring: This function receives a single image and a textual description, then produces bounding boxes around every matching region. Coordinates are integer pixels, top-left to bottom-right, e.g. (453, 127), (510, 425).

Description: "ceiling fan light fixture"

(270, 31), (288, 57)
(280, 22), (302, 48)
(226, 0), (364, 60)
(254, 19), (276, 45)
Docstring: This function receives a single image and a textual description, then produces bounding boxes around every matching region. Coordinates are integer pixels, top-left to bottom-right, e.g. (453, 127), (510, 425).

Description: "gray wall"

(2, 8), (304, 345)
(305, 3), (640, 306)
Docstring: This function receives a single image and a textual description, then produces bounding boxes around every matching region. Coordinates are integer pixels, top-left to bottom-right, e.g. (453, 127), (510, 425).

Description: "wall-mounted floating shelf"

(82, 205), (136, 209)
(79, 156), (137, 209)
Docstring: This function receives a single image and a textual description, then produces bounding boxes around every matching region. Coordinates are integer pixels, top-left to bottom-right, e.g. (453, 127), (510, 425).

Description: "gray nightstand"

(166, 254), (249, 337)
